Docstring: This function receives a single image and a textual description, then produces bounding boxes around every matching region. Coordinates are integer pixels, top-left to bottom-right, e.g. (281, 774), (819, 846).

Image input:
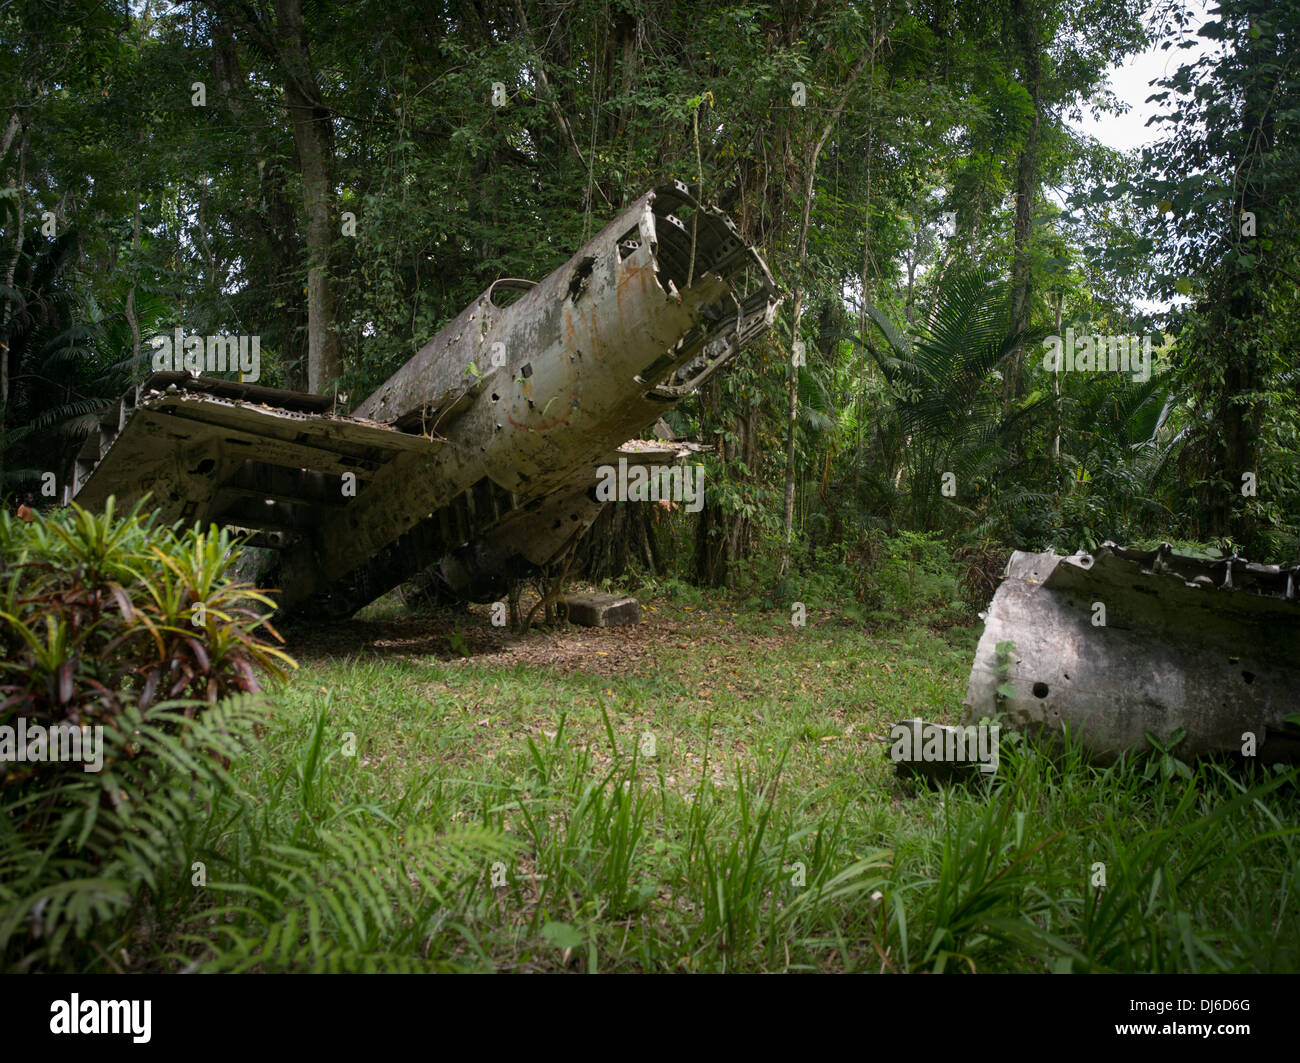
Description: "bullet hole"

(1032, 682), (1050, 698)
(491, 393), (499, 402)
(1063, 673), (1070, 681)
(193, 458), (216, 474)
(1242, 671), (1255, 684)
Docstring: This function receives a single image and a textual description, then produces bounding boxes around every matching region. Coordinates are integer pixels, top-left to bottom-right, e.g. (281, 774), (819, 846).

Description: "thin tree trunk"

(779, 40), (880, 578)
(513, 0), (611, 209)
(1210, 40), (1271, 546)
(0, 112), (21, 167)
(275, 0), (341, 395)
(211, 25), (309, 390)
(0, 123), (29, 486)
(126, 112), (144, 382)
(126, 181), (141, 381)
(856, 39), (880, 506)
(1006, 0), (1043, 409)
(1051, 290), (1062, 463)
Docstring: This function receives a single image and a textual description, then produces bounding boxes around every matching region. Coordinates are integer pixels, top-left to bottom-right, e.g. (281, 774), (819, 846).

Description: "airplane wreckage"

(66, 182), (780, 618)
(895, 542), (1300, 773)
(61, 183), (1300, 764)
(960, 543), (1300, 764)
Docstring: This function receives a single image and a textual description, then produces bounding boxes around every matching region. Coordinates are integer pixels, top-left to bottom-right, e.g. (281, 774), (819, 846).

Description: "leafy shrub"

(0, 498), (294, 760)
(853, 531), (965, 625)
(0, 696), (260, 971)
(653, 575), (706, 607)
(953, 539), (1008, 610)
(0, 498), (295, 970)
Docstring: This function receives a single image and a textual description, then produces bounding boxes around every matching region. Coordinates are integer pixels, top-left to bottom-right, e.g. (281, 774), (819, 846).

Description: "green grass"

(80, 592), (1300, 972)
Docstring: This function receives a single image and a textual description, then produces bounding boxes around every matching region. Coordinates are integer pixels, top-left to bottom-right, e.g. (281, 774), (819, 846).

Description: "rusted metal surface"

(963, 542), (1300, 762)
(66, 183), (780, 618)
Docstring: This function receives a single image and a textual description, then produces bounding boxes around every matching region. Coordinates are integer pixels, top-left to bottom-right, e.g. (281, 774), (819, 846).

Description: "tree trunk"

(0, 122), (29, 488)
(126, 117), (143, 382)
(694, 394), (758, 587)
(577, 501), (659, 583)
(274, 0), (341, 395)
(779, 41), (878, 577)
(1203, 24), (1272, 550)
(1006, 0), (1043, 409)
(1050, 290), (1062, 462)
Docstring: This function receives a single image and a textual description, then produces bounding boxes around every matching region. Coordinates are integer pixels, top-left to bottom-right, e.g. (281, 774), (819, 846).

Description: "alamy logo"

(0, 718), (103, 773)
(150, 328), (261, 382)
(889, 719), (1000, 774)
(594, 458), (704, 513)
(50, 995), (151, 1043)
(1041, 327), (1154, 383)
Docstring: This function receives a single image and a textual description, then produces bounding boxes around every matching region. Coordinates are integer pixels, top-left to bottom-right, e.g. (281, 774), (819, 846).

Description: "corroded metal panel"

(67, 377), (435, 533)
(963, 542), (1300, 761)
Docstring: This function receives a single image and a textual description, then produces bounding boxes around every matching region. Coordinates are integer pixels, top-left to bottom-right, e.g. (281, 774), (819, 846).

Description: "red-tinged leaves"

(2, 501), (295, 789)
(108, 582), (134, 622)
(233, 658), (260, 692)
(186, 638), (210, 673)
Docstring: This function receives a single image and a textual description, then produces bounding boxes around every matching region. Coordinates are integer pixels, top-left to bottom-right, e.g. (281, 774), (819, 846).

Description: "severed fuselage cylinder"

(963, 543), (1300, 762)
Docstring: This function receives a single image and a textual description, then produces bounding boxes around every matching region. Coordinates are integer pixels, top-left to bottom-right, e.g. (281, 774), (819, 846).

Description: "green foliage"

(181, 709), (512, 973)
(446, 624), (471, 657)
(0, 500), (513, 972)
(643, 574), (708, 608)
(5, 0), (1298, 980)
(852, 531), (966, 626)
(861, 270), (1052, 533)
(193, 642), (1300, 973)
(5, 0), (1292, 580)
(0, 496), (300, 970)
(888, 732), (1300, 974)
(0, 498), (294, 751)
(0, 694), (261, 972)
